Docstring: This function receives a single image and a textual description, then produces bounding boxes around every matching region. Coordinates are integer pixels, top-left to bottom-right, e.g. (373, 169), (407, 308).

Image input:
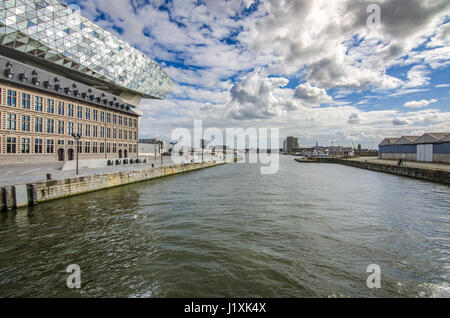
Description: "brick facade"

(0, 82), (139, 163)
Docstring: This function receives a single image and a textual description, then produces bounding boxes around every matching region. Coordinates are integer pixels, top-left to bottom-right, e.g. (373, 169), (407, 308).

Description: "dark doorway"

(58, 148), (65, 161)
(119, 149), (123, 158)
(68, 148), (74, 161)
(124, 150), (128, 158)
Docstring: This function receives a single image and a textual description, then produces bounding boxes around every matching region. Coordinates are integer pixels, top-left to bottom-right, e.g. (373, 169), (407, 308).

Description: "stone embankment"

(1, 161), (228, 211)
(295, 157), (450, 185)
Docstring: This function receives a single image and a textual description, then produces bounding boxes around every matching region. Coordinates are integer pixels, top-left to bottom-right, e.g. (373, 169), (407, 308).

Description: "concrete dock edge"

(1, 160), (230, 212)
(295, 157), (450, 185)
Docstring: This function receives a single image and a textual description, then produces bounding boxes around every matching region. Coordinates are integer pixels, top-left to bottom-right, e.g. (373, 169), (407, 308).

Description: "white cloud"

(404, 99), (438, 108)
(393, 118), (412, 126)
(294, 83), (332, 107)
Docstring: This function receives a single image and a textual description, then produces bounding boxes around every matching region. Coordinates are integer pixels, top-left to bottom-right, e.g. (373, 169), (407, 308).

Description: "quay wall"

(337, 159), (450, 184)
(1, 161), (227, 211)
(296, 157), (450, 184)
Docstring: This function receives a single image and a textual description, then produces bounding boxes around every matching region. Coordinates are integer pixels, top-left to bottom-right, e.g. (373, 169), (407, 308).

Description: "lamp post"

(160, 141), (163, 166)
(71, 132), (82, 175)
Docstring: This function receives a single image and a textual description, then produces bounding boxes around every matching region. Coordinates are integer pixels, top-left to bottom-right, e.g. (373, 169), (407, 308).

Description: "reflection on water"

(0, 156), (449, 297)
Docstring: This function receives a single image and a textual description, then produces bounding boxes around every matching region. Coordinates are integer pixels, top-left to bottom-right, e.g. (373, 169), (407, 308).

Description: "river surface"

(0, 156), (449, 297)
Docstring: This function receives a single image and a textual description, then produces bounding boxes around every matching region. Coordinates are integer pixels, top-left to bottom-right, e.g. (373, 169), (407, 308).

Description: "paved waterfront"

(348, 157), (450, 172)
(0, 155), (224, 187)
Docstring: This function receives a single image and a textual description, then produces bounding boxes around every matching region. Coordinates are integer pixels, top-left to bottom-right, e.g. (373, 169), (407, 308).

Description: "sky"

(61, 0), (450, 148)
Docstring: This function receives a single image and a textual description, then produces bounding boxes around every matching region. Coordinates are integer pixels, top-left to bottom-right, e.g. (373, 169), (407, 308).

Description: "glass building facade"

(0, 0), (174, 100)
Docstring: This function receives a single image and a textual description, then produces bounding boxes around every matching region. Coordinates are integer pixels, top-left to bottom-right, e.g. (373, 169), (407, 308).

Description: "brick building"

(0, 0), (173, 164)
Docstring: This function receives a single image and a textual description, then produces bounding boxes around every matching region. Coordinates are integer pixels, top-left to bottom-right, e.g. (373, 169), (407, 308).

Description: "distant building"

(283, 136), (299, 154)
(138, 138), (167, 156)
(328, 146), (354, 157)
(379, 133), (450, 163)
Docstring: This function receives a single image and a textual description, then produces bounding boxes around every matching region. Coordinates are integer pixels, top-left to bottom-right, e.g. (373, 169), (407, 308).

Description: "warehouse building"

(379, 133), (450, 163)
(0, 0), (173, 164)
(379, 136), (418, 161)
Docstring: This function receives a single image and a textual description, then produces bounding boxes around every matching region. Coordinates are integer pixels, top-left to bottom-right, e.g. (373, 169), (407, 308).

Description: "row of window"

(2, 137), (137, 154)
(3, 113), (137, 140)
(1, 88), (137, 127)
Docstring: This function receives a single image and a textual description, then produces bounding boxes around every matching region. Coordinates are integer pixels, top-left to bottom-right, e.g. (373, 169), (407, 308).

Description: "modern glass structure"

(0, 0), (174, 101)
(0, 0), (173, 163)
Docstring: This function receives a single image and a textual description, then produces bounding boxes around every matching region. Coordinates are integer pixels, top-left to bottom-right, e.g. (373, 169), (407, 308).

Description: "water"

(0, 156), (449, 297)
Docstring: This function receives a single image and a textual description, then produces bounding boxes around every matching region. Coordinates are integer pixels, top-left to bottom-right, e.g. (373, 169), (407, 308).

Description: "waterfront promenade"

(0, 157), (176, 187)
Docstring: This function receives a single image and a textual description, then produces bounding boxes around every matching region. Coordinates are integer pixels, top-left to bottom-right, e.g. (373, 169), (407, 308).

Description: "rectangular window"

(21, 138), (30, 154)
(100, 142), (105, 153)
(35, 96), (43, 111)
(93, 142), (98, 153)
(47, 99), (54, 113)
(77, 140), (83, 153)
(134, 119), (137, 128)
(7, 114), (16, 130)
(93, 109), (98, 121)
(113, 143), (117, 153)
(124, 130), (128, 140)
(46, 119), (54, 134)
(106, 127), (111, 139)
(22, 115), (30, 131)
(85, 108), (91, 120)
(100, 127), (105, 138)
(129, 143), (133, 153)
(7, 90), (17, 107)
(58, 102), (65, 115)
(124, 117), (128, 127)
(46, 139), (54, 154)
(58, 140), (64, 145)
(106, 142), (111, 153)
(113, 128), (117, 139)
(93, 125), (98, 137)
(118, 129), (122, 140)
(77, 123), (82, 135)
(106, 113), (111, 124)
(7, 137), (17, 153)
(77, 106), (83, 119)
(68, 122), (74, 135)
(133, 144), (137, 154)
(85, 141), (91, 154)
(58, 120), (65, 135)
(118, 115), (122, 126)
(34, 139), (43, 154)
(21, 93), (31, 109)
(100, 111), (105, 122)
(113, 114), (117, 125)
(35, 117), (43, 133)
(68, 104), (74, 117)
(134, 132), (137, 141)
(85, 124), (90, 137)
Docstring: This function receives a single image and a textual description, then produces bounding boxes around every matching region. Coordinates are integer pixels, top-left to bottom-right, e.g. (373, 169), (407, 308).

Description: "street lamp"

(160, 141), (163, 166)
(71, 132), (82, 175)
